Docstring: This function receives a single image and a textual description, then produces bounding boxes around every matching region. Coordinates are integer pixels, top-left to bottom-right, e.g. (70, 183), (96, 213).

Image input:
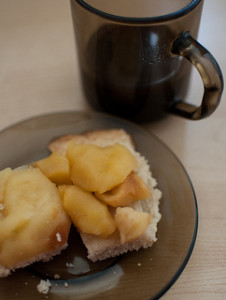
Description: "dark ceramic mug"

(70, 0), (223, 122)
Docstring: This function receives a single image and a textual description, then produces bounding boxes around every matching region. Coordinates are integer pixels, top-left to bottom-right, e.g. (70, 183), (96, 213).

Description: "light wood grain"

(0, 0), (225, 298)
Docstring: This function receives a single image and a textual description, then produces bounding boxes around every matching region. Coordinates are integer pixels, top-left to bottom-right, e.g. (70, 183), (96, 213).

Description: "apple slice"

(34, 152), (71, 185)
(66, 143), (137, 193)
(62, 185), (116, 238)
(115, 207), (151, 244)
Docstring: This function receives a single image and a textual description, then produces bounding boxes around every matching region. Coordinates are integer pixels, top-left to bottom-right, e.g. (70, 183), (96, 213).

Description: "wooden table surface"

(0, 0), (225, 299)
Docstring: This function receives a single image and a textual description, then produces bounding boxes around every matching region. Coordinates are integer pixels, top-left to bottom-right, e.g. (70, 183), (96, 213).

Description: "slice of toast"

(49, 129), (161, 262)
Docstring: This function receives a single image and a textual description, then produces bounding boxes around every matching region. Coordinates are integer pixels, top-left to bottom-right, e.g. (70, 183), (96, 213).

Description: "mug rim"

(73, 0), (202, 23)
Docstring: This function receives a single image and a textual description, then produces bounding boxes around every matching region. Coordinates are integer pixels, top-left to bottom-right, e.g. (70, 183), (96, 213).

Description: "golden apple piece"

(62, 185), (116, 238)
(34, 152), (71, 184)
(95, 172), (150, 207)
(0, 167), (71, 269)
(115, 207), (151, 244)
(66, 143), (137, 193)
(58, 184), (68, 198)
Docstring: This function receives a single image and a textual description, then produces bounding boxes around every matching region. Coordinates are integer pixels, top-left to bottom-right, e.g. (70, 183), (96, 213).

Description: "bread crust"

(0, 244), (68, 278)
(49, 129), (161, 262)
(48, 129), (134, 154)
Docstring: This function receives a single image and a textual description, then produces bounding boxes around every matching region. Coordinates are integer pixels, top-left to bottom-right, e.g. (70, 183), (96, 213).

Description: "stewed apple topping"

(34, 142), (152, 243)
(95, 171), (150, 207)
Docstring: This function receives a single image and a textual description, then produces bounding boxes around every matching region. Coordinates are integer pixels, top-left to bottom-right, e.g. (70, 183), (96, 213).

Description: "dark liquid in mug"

(80, 25), (192, 122)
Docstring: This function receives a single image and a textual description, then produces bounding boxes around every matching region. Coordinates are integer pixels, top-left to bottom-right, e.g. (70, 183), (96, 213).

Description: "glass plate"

(0, 111), (198, 300)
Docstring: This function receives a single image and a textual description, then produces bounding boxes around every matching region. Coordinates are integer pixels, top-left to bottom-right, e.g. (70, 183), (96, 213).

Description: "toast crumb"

(37, 279), (51, 294)
(56, 233), (62, 242)
(66, 262), (74, 268)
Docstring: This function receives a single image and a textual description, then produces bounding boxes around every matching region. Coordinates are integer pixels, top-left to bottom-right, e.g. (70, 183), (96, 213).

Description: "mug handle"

(169, 32), (224, 120)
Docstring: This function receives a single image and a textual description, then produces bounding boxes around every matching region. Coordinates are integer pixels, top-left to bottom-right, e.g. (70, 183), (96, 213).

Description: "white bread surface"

(49, 129), (161, 262)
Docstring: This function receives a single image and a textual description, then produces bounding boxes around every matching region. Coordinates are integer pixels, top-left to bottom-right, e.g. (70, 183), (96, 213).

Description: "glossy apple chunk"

(115, 207), (151, 244)
(0, 167), (71, 268)
(66, 143), (137, 193)
(95, 172), (150, 207)
(34, 152), (71, 185)
(61, 185), (116, 238)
